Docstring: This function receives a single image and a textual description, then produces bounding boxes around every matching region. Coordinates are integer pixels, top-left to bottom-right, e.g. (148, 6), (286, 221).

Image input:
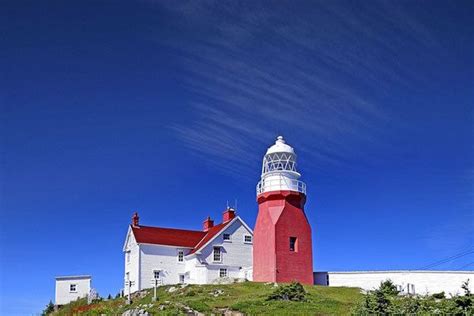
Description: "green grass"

(51, 282), (363, 315)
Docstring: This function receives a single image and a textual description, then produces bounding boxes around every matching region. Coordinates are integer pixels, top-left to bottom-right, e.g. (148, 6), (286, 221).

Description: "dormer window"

(223, 233), (231, 241)
(244, 235), (252, 243)
(213, 247), (222, 262)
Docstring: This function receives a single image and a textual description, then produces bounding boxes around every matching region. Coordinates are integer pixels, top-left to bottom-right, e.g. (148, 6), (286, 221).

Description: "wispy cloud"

(148, 0), (441, 177)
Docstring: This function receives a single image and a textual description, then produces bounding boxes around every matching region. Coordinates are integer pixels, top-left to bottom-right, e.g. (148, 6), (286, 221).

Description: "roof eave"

(136, 242), (194, 249)
(191, 216), (242, 254)
(123, 225), (133, 252)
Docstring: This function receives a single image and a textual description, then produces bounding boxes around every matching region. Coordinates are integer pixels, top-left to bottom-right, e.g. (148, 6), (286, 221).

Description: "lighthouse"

(253, 136), (313, 284)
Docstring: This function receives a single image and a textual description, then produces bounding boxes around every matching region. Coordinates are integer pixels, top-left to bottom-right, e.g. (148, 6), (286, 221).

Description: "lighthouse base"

(253, 190), (313, 285)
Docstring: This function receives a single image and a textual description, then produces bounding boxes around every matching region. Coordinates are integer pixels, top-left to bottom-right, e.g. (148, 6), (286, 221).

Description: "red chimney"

(203, 216), (214, 232)
(132, 212), (139, 227)
(223, 207), (236, 223)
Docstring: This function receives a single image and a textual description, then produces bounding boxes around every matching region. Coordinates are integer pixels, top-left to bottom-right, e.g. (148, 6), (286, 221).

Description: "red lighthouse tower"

(253, 136), (313, 284)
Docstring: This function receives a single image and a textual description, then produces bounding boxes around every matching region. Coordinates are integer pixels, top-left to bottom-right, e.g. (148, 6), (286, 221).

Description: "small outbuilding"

(55, 275), (91, 306)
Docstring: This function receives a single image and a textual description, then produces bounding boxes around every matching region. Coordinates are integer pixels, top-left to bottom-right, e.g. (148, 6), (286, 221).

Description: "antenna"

(226, 200), (229, 209)
(234, 198), (238, 211)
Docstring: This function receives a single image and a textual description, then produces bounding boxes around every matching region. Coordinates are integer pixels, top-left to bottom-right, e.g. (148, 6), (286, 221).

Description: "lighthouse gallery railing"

(256, 177), (306, 195)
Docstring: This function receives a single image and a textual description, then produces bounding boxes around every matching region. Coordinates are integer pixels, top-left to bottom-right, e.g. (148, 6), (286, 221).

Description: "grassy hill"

(50, 282), (362, 315)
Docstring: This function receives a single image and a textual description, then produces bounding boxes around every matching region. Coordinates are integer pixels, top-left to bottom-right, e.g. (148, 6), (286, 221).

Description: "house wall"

(185, 256), (208, 284)
(55, 277), (91, 305)
(124, 231), (140, 294)
(314, 271), (474, 296)
(198, 219), (253, 283)
(139, 244), (190, 288)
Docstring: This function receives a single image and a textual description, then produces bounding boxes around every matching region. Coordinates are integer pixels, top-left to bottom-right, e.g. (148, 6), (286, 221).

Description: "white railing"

(256, 177), (306, 195)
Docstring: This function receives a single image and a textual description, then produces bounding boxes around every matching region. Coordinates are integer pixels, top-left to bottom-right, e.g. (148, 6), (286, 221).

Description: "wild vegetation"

(44, 279), (473, 315)
(46, 281), (361, 315)
(353, 279), (473, 315)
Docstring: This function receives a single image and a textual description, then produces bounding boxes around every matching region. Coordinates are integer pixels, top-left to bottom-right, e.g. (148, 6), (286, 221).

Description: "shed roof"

(55, 275), (91, 280)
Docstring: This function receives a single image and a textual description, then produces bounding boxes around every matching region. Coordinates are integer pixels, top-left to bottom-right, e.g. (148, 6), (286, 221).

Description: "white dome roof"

(265, 136), (295, 155)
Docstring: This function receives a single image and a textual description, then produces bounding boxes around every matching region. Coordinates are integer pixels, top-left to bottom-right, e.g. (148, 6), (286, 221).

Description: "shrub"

(41, 300), (54, 316)
(266, 282), (307, 302)
(353, 279), (474, 315)
(454, 279), (472, 312)
(378, 280), (399, 297)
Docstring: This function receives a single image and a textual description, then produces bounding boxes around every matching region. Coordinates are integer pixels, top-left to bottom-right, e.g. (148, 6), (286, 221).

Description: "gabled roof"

(128, 216), (252, 254)
(131, 225), (206, 248)
(190, 216), (253, 254)
(189, 221), (228, 254)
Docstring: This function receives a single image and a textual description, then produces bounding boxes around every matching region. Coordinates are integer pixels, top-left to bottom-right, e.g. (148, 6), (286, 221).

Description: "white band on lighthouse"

(256, 136), (306, 195)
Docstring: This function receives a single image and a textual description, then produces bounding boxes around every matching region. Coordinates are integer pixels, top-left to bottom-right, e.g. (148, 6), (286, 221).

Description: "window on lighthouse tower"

(289, 237), (298, 252)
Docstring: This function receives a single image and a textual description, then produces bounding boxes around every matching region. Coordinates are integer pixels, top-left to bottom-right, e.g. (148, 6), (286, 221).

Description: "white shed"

(55, 275), (91, 306)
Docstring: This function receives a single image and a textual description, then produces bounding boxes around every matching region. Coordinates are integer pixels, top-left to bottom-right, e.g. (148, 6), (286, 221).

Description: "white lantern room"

(256, 136), (306, 195)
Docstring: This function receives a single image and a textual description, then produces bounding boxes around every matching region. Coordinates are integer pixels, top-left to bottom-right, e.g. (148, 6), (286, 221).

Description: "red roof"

(132, 225), (206, 248)
(131, 220), (233, 253)
(189, 222), (228, 254)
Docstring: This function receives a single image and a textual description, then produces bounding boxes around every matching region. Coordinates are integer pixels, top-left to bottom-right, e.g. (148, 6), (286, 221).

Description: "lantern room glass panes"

(262, 153), (297, 174)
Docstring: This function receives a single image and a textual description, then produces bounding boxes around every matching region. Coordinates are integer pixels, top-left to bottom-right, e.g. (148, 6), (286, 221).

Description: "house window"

(179, 274), (185, 284)
(70, 284), (77, 292)
(244, 235), (252, 243)
(153, 270), (160, 280)
(213, 247), (222, 262)
(177, 250), (184, 262)
(223, 233), (231, 241)
(219, 268), (227, 278)
(289, 237), (297, 252)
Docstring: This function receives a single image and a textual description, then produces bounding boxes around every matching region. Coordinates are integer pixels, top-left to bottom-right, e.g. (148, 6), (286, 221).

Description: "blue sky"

(1, 0), (473, 314)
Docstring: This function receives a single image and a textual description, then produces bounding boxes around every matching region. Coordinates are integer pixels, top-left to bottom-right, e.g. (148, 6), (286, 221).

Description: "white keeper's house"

(123, 208), (253, 294)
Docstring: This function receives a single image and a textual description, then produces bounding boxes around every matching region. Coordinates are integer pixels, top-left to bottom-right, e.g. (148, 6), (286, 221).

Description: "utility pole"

(153, 278), (158, 302)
